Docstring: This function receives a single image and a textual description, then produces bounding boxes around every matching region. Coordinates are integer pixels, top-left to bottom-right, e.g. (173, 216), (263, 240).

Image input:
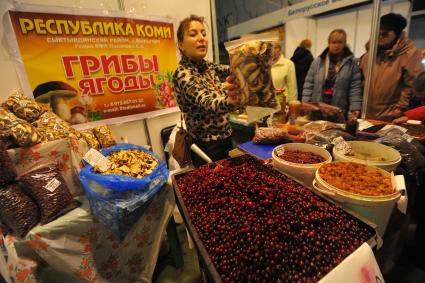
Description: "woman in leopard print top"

(173, 15), (242, 166)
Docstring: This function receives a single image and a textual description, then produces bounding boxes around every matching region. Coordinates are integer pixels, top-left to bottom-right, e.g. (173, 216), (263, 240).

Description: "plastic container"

(272, 143), (332, 186)
(313, 163), (405, 236)
(333, 141), (401, 172)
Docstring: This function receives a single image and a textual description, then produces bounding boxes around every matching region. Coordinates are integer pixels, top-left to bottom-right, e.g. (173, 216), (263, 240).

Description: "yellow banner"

(8, 10), (178, 124)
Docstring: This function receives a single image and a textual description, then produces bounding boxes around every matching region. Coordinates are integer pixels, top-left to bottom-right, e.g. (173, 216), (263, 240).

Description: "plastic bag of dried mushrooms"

(224, 32), (279, 108)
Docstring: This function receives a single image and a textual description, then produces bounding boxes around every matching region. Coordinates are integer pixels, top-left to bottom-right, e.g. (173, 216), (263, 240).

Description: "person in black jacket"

(291, 39), (314, 100)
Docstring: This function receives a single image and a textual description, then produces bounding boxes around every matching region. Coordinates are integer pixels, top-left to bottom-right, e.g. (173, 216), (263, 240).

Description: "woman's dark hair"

(176, 15), (205, 44)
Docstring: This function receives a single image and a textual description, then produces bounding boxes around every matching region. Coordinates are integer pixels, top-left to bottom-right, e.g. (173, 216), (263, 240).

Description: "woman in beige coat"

(360, 13), (423, 121)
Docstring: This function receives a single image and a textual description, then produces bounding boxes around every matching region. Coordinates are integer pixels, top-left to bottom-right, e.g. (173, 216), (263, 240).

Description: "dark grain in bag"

(0, 183), (39, 237)
(20, 164), (73, 224)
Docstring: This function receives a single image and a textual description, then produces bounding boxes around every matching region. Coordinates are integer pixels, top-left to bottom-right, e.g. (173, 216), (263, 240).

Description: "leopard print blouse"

(173, 56), (236, 142)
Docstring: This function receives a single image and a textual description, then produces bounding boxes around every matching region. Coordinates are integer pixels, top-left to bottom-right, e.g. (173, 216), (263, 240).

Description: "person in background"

(302, 29), (362, 118)
(392, 71), (425, 123)
(359, 41), (370, 63)
(360, 13), (423, 121)
(271, 42), (298, 104)
(173, 15), (242, 167)
(291, 39), (314, 100)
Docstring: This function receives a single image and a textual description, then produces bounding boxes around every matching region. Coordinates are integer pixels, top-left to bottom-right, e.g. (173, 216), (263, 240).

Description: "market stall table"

(172, 155), (379, 282)
(0, 184), (176, 283)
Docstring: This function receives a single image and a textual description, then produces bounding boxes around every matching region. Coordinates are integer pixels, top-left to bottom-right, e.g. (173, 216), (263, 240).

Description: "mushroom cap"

(33, 81), (77, 102)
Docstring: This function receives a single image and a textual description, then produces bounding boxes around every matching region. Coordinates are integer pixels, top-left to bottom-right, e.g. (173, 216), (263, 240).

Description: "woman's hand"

(275, 88), (285, 95)
(392, 115), (408, 124)
(349, 110), (360, 119)
(223, 75), (243, 106)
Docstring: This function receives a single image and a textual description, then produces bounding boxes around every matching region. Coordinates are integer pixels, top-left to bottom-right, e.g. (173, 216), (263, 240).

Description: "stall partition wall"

(285, 1), (411, 59)
(410, 14), (425, 49)
(0, 0), (212, 161)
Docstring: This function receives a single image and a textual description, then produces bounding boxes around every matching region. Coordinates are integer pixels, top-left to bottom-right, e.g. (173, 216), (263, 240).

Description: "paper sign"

(406, 120), (422, 125)
(44, 178), (61, 192)
(357, 119), (374, 131)
(319, 243), (384, 283)
(245, 106), (279, 124)
(395, 174), (408, 214)
(83, 148), (110, 172)
(379, 124), (408, 134)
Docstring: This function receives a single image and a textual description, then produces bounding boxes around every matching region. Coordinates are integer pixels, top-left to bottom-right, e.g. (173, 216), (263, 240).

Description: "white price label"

(83, 148), (110, 172)
(44, 178), (61, 192)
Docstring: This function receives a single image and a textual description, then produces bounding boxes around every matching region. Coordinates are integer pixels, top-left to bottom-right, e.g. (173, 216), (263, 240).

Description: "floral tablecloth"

(7, 138), (89, 196)
(0, 185), (175, 283)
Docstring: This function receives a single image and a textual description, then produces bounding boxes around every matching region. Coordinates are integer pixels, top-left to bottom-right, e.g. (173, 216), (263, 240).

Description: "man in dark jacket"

(291, 39), (314, 100)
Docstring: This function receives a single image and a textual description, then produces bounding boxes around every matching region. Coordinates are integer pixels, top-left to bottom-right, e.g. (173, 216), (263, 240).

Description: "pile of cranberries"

(176, 155), (374, 283)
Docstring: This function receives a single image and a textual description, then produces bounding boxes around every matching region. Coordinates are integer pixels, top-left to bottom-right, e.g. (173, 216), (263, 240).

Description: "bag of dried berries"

(19, 163), (77, 224)
(0, 139), (17, 187)
(79, 143), (169, 240)
(0, 183), (40, 237)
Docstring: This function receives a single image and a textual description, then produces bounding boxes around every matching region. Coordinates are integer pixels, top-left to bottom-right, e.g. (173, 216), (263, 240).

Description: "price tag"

(379, 124), (408, 134)
(357, 119), (374, 131)
(406, 119), (422, 125)
(44, 178), (61, 192)
(83, 148), (110, 172)
(275, 146), (285, 157)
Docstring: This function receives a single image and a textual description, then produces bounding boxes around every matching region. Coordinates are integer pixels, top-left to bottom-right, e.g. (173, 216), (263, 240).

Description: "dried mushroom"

(92, 125), (116, 148)
(80, 129), (100, 149)
(33, 111), (81, 142)
(95, 149), (157, 178)
(227, 40), (277, 108)
(2, 89), (44, 122)
(0, 107), (42, 147)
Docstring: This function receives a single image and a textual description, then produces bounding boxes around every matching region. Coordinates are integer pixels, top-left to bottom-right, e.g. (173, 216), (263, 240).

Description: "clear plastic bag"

(307, 102), (346, 123)
(0, 140), (17, 187)
(303, 121), (345, 150)
(92, 125), (116, 148)
(302, 121), (341, 133)
(375, 128), (425, 175)
(252, 127), (291, 145)
(224, 32), (279, 108)
(80, 129), (100, 150)
(33, 111), (81, 142)
(2, 89), (44, 123)
(20, 163), (74, 224)
(0, 107), (42, 147)
(0, 183), (39, 237)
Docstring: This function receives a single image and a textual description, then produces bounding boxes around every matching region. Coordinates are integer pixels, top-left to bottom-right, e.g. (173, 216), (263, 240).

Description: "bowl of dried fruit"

(313, 161), (403, 235)
(272, 143), (332, 186)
